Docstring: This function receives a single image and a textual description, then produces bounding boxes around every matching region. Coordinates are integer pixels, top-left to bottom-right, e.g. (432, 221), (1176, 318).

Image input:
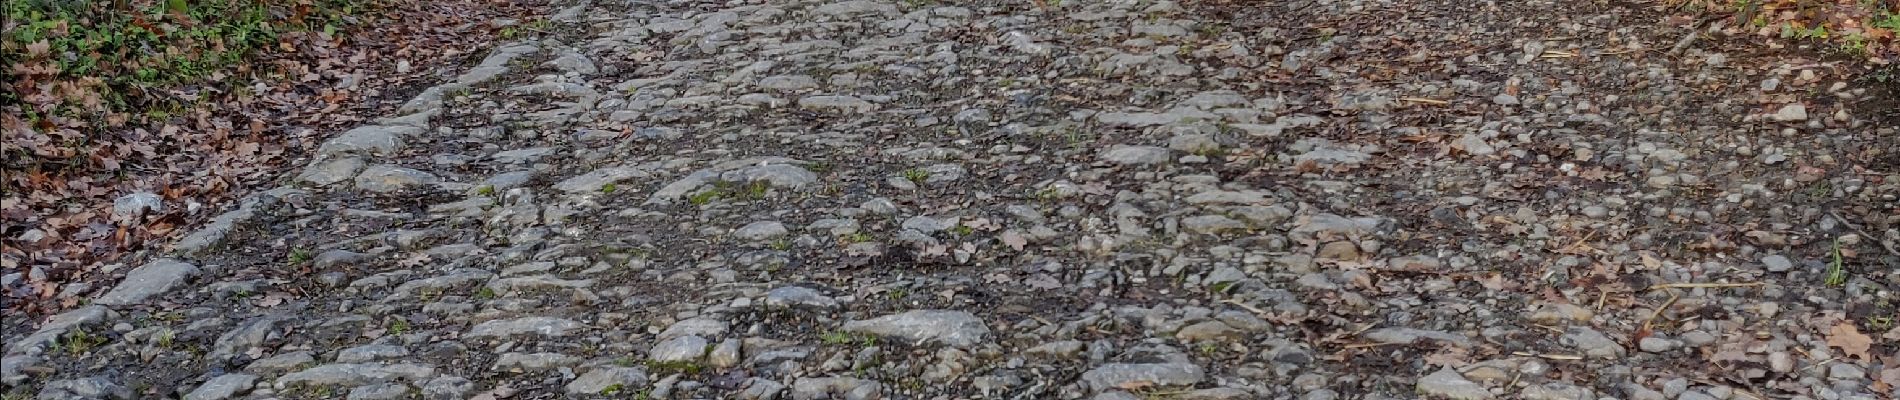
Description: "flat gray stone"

(734, 221), (790, 241)
(841, 310), (989, 347)
(317, 125), (421, 157)
(494, 352), (581, 370)
(759, 75), (818, 91)
(354, 165), (440, 193)
(1761, 254), (1794, 272)
(649, 335), (709, 362)
(38, 377), (132, 400)
(95, 259), (198, 305)
(1100, 146), (1172, 165)
(111, 192), (163, 218)
(1415, 368), (1494, 400)
(1079, 363), (1206, 392)
(566, 367), (650, 395)
(346, 382), (411, 400)
(1562, 327), (1623, 359)
(210, 317), (279, 359)
(1772, 103), (1807, 121)
(336, 344), (410, 363)
(797, 95), (873, 112)
(184, 374), (256, 400)
(555, 167), (649, 193)
(275, 363), (437, 387)
(465, 317), (582, 339)
(299, 157), (368, 186)
(764, 286), (837, 309)
(1360, 328), (1474, 347)
(420, 376), (474, 400)
(659, 318), (729, 339)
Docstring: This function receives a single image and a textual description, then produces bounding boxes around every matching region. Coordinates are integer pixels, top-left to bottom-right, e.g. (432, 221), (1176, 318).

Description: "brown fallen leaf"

(1826, 322), (1873, 360)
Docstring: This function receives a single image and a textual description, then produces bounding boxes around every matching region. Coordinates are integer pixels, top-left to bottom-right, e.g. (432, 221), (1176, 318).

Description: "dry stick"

(1510, 351), (1585, 360)
(1642, 290), (1681, 333)
(1220, 299), (1269, 315)
(1829, 211), (1900, 257)
(1399, 97), (1449, 105)
(1648, 282), (1763, 290)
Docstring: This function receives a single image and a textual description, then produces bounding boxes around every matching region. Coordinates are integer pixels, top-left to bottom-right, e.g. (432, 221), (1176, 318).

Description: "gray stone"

(346, 383), (410, 400)
(8, 305), (105, 356)
(660, 317), (729, 339)
(313, 250), (371, 270)
(708, 338), (742, 368)
(555, 167), (649, 193)
(1519, 383), (1593, 400)
(1772, 103), (1807, 121)
(901, 216), (951, 233)
(465, 317), (582, 339)
(247, 351), (315, 373)
(1761, 255), (1794, 272)
(566, 367), (649, 395)
(1182, 215), (1246, 234)
(183, 374), (255, 400)
(759, 75), (818, 91)
(317, 126), (421, 157)
(1638, 337), (1681, 353)
(765, 286), (838, 309)
(299, 157), (368, 186)
(842, 310), (989, 347)
(1561, 327), (1623, 359)
(95, 259), (198, 305)
(336, 344), (410, 363)
(1168, 134), (1221, 153)
(1100, 146), (1172, 165)
(1174, 320), (1243, 342)
(354, 165), (440, 193)
(38, 377), (132, 400)
(1080, 363), (1206, 392)
(650, 335), (709, 362)
(275, 363), (436, 387)
(1360, 328), (1474, 347)
(1415, 368), (1494, 400)
(420, 376), (474, 400)
(210, 317), (278, 359)
(725, 164), (819, 189)
(546, 50), (597, 75)
(111, 192), (163, 218)
(735, 221), (790, 241)
(798, 95), (874, 112)
(494, 352), (581, 370)
(791, 377), (882, 400)
(491, 147), (555, 164)
(860, 198), (899, 214)
(737, 378), (787, 400)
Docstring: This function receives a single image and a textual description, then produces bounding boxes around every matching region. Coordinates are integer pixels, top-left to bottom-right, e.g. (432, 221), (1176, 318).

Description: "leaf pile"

(1675, 0), (1900, 62)
(1, 0), (546, 315)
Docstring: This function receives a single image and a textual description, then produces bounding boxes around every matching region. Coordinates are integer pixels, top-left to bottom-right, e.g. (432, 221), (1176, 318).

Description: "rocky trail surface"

(6, 0), (1899, 399)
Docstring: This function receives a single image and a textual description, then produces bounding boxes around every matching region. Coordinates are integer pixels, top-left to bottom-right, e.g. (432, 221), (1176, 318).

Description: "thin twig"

(1399, 97), (1449, 105)
(1220, 299), (1269, 315)
(1647, 282), (1763, 290)
(1642, 290), (1681, 333)
(1830, 211), (1900, 257)
(1510, 351), (1585, 360)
